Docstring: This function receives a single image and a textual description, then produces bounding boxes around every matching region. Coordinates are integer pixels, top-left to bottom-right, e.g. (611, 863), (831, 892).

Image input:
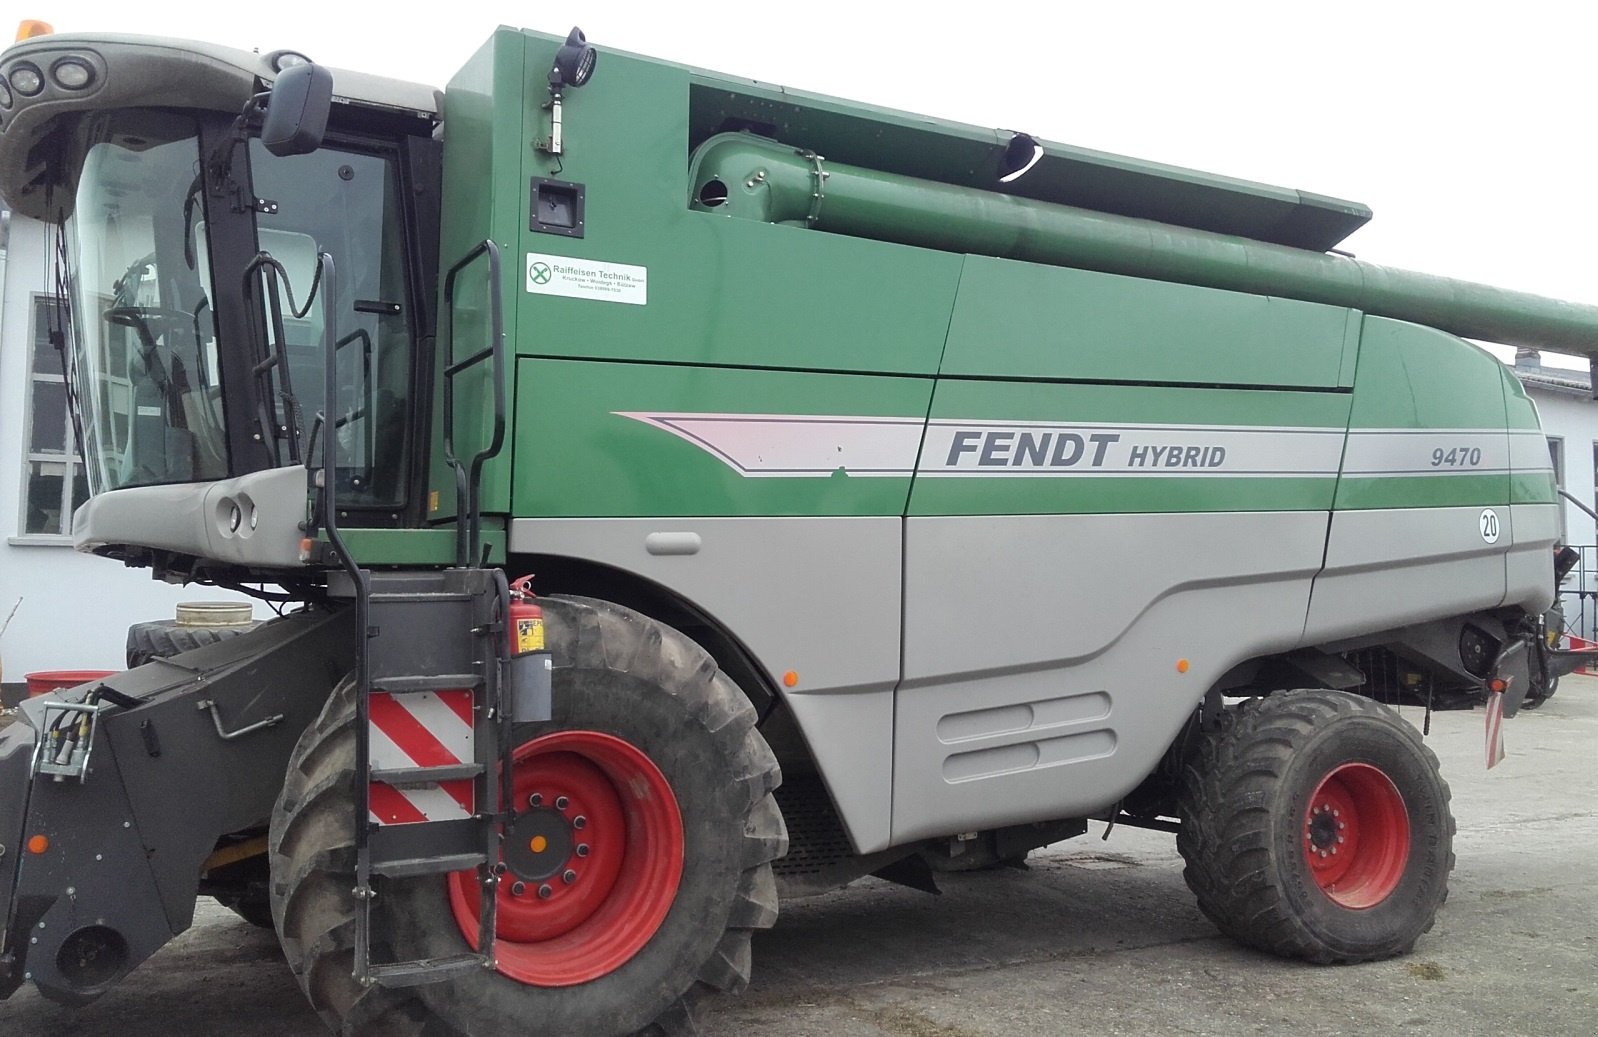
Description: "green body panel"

(1504, 369), (1559, 505)
(908, 380), (1351, 516)
(429, 31), (529, 521)
(414, 30), (1551, 532)
(941, 257), (1357, 387)
(1333, 318), (1511, 511)
(512, 359), (931, 517)
(336, 527), (505, 566)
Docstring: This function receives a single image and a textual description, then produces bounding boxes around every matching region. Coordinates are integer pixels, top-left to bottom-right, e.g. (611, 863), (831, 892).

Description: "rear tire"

(1176, 690), (1454, 963)
(268, 596), (785, 1036)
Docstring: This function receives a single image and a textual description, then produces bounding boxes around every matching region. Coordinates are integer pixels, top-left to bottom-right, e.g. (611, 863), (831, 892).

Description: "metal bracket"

(795, 149), (828, 225)
(32, 701), (104, 783)
(197, 699), (285, 741)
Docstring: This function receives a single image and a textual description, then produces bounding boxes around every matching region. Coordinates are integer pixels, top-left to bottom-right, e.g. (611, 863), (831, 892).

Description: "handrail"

(441, 239), (506, 568)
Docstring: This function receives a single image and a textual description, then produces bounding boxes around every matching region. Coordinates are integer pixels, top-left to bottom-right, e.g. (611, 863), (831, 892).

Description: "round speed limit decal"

(1479, 508), (1501, 544)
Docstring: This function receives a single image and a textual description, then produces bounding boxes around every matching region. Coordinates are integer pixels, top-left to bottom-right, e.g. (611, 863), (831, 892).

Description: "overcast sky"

(24, 2), (1598, 367)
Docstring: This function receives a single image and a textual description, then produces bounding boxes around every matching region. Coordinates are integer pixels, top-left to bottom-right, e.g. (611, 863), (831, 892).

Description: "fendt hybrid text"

(0, 23), (1593, 1036)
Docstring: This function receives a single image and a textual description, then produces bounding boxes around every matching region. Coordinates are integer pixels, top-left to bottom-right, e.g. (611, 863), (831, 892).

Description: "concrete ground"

(2, 680), (1594, 1036)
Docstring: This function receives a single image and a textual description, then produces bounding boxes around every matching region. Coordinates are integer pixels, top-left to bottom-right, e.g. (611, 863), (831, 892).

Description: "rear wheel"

(1176, 690), (1454, 963)
(269, 596), (785, 1036)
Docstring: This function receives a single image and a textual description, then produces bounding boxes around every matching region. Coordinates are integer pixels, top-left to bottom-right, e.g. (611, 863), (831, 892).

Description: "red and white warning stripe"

(367, 689), (476, 825)
(1484, 688), (1506, 770)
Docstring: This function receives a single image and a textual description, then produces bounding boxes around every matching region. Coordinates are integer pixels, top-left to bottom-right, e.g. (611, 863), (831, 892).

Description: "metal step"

(369, 852), (487, 879)
(368, 591), (475, 604)
(370, 763), (484, 785)
(371, 674), (484, 694)
(368, 953), (485, 988)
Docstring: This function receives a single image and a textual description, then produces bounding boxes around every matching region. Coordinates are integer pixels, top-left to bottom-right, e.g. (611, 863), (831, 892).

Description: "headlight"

(9, 63), (43, 97)
(51, 58), (94, 90)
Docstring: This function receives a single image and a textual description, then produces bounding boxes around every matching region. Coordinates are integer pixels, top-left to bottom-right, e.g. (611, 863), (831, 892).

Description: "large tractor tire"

(1176, 689), (1454, 963)
(268, 596), (786, 1036)
(126, 618), (258, 668)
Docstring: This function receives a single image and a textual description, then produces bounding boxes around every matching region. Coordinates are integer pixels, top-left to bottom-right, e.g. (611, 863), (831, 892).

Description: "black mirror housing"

(262, 63), (333, 157)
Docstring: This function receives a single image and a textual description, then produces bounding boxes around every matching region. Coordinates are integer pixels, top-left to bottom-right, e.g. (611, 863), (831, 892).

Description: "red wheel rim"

(448, 731), (684, 986)
(1302, 762), (1410, 909)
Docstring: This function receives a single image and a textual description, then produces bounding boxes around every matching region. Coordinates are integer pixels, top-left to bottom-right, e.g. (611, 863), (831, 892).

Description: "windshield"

(65, 111), (228, 492)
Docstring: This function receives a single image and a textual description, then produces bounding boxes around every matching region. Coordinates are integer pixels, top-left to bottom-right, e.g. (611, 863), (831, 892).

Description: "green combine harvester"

(0, 22), (1592, 1036)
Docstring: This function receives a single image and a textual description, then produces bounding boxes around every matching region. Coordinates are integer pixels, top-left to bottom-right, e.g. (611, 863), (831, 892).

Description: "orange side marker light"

(1176, 659), (1190, 674)
(27, 834), (49, 855)
(782, 671), (799, 688)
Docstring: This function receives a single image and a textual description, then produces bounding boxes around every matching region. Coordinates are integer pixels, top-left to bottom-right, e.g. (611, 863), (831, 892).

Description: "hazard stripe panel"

(368, 689), (475, 825)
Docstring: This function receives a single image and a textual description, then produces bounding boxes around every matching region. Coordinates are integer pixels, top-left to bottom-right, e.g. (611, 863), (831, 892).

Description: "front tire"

(1176, 690), (1455, 963)
(269, 596), (786, 1036)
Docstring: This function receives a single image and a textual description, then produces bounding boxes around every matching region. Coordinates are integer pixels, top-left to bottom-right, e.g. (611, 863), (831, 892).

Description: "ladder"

(308, 241), (527, 986)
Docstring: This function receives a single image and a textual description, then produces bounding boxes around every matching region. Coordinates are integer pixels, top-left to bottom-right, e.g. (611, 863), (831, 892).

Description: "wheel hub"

(504, 806), (575, 884)
(447, 730), (684, 987)
(1302, 762), (1410, 909)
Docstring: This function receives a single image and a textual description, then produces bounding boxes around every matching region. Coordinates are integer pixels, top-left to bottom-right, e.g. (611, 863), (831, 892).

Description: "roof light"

(8, 62), (42, 97)
(14, 19), (53, 42)
(51, 57), (93, 90)
(549, 27), (597, 91)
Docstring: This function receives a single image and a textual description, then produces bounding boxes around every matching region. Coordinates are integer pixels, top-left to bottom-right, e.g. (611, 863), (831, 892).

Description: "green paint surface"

(512, 359), (932, 517)
(1334, 318), (1511, 510)
(941, 257), (1357, 388)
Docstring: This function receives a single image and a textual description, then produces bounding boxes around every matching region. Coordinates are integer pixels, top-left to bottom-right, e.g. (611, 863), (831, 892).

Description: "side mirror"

(261, 63), (333, 157)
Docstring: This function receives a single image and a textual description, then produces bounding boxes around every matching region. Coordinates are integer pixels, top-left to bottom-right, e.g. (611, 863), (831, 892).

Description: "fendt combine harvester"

(1, 22), (1595, 1036)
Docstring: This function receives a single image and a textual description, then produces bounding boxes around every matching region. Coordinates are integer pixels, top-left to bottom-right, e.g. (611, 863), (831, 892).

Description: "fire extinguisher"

(508, 574), (544, 655)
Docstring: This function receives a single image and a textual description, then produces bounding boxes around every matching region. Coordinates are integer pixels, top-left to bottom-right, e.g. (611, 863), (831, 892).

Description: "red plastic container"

(24, 670), (117, 697)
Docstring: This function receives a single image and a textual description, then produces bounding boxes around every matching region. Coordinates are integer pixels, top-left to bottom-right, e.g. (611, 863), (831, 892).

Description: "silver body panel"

(1306, 506), (1511, 643)
(74, 466), (310, 568)
(893, 511), (1328, 843)
(509, 516), (902, 852)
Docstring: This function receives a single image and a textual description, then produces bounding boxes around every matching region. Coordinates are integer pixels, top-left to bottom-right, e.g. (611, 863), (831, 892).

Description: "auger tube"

(689, 132), (1598, 357)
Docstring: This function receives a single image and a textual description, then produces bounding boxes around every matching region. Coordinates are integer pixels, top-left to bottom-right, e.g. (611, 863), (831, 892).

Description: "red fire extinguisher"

(508, 574), (544, 655)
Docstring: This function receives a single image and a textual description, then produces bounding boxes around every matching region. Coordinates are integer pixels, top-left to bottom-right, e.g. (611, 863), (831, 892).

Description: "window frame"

(13, 292), (85, 544)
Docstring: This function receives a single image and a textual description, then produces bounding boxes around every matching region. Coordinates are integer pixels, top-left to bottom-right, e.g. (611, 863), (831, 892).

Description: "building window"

(1547, 436), (1565, 488)
(21, 295), (87, 537)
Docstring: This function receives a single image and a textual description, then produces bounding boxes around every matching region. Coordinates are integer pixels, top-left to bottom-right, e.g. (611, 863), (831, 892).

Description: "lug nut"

(538, 884), (553, 899)
(555, 796), (570, 810)
(511, 881), (526, 897)
(573, 815), (587, 830)
(576, 844), (590, 858)
(529, 793), (543, 807)
(563, 869), (577, 884)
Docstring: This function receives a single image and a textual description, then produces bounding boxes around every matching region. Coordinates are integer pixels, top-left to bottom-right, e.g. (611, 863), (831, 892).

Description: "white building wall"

(1524, 382), (1598, 641)
(0, 210), (257, 680)
(1526, 387), (1598, 543)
